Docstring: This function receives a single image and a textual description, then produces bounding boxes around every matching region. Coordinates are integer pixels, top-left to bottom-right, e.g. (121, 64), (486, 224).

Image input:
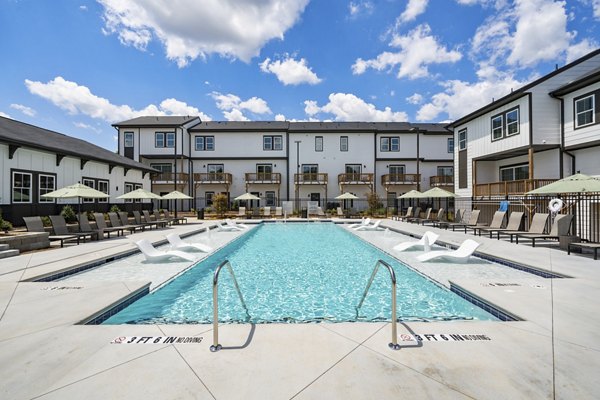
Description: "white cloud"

(398, 0), (429, 23)
(416, 65), (525, 121)
(25, 76), (210, 122)
(348, 1), (374, 18)
(74, 121), (101, 133)
(260, 56), (322, 85)
(566, 39), (599, 63)
(593, 0), (600, 19)
(98, 0), (309, 66)
(79, 5), (87, 11)
(210, 91), (271, 121)
(0, 111), (11, 119)
(275, 113), (286, 121)
(352, 24), (462, 79)
(406, 93), (423, 105)
(10, 103), (36, 117)
(305, 93), (408, 122)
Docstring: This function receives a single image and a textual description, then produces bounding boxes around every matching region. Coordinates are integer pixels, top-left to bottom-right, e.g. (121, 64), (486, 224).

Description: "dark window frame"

(447, 138), (454, 153)
(155, 131), (175, 148)
(340, 136), (348, 152)
(490, 106), (520, 141)
(12, 170), (33, 204)
(124, 131), (134, 147)
(195, 135), (215, 151)
(458, 129), (467, 151)
(263, 135), (283, 151)
(380, 136), (400, 152)
(38, 173), (56, 203)
(574, 92), (596, 129)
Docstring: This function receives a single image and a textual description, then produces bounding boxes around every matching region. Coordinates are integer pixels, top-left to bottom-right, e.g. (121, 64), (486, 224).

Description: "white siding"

(561, 81), (600, 148)
(572, 146), (600, 175)
(190, 131), (287, 158)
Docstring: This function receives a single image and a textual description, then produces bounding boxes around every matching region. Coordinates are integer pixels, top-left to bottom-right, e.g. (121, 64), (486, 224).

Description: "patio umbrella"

(396, 190), (424, 199)
(526, 173), (600, 194)
(41, 183), (109, 214)
(335, 192), (359, 200)
(116, 188), (162, 200)
(420, 187), (456, 198)
(234, 193), (261, 201)
(161, 190), (193, 218)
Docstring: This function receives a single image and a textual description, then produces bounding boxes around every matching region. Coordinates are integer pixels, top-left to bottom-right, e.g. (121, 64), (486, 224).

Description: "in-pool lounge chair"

(49, 215), (97, 242)
(515, 214), (573, 247)
(226, 219), (249, 230)
(417, 239), (481, 263)
(217, 221), (243, 232)
(393, 231), (439, 252)
(478, 211), (524, 238)
(349, 218), (370, 229)
(23, 216), (80, 247)
(468, 211), (506, 235)
(498, 213), (549, 242)
(135, 239), (195, 262)
(354, 220), (382, 231)
(166, 233), (212, 252)
(96, 213), (127, 237)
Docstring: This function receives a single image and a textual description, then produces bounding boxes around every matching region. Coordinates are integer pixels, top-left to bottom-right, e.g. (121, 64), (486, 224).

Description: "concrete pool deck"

(0, 218), (599, 399)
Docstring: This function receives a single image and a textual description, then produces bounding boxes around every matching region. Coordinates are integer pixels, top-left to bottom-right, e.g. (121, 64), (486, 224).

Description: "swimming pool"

(104, 223), (497, 324)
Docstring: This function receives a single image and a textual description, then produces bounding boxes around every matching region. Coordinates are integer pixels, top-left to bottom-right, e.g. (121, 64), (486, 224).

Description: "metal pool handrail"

(210, 260), (250, 352)
(356, 259), (400, 350)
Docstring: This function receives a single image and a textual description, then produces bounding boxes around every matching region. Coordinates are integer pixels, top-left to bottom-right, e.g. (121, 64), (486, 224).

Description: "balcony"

(151, 172), (189, 184)
(338, 173), (374, 185)
(381, 173), (420, 186)
(193, 172), (233, 185)
(474, 179), (557, 196)
(430, 175), (454, 187)
(294, 173), (328, 185)
(245, 172), (282, 185)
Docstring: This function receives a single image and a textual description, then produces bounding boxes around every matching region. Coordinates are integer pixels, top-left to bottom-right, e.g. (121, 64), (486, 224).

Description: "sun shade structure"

(116, 188), (162, 200)
(234, 193), (261, 201)
(41, 183), (109, 199)
(161, 190), (193, 200)
(397, 190), (424, 199)
(420, 187), (456, 198)
(526, 173), (600, 194)
(335, 192), (359, 200)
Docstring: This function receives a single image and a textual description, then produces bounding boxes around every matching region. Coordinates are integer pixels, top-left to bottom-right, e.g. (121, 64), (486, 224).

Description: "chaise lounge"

(417, 239), (481, 263)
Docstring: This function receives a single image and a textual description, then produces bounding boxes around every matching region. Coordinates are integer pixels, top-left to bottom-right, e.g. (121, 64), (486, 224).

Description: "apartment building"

(113, 119), (453, 211)
(0, 117), (154, 224)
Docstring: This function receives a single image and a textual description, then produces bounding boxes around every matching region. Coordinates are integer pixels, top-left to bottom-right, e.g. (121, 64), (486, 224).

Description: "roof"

(113, 116), (200, 127)
(447, 48), (600, 128)
(0, 117), (156, 173)
(549, 66), (600, 97)
(190, 121), (289, 131)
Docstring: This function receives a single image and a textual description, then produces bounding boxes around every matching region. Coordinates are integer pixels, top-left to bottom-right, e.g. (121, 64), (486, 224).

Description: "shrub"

(366, 192), (382, 216)
(1, 219), (13, 232)
(213, 194), (229, 217)
(109, 205), (121, 213)
(60, 205), (77, 223)
(41, 216), (51, 227)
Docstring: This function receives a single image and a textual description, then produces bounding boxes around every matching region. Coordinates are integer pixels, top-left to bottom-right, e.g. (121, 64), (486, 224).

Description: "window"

(345, 164), (362, 181)
(265, 191), (276, 206)
(315, 136), (323, 152)
(150, 163), (173, 173)
(256, 164), (272, 180)
(124, 132), (134, 147)
(500, 164), (529, 181)
(155, 132), (175, 148)
(575, 94), (595, 128)
(389, 165), (405, 175)
(12, 171), (32, 203)
(205, 192), (214, 206)
(447, 138), (454, 153)
(437, 166), (453, 176)
(491, 115), (503, 140)
(39, 174), (55, 203)
(263, 135), (283, 150)
(458, 129), (467, 150)
(97, 180), (109, 203)
(491, 107), (520, 140)
(124, 183), (134, 203)
(195, 136), (214, 151)
(506, 109), (519, 136)
(340, 136), (348, 152)
(207, 164), (224, 180)
(302, 164), (318, 181)
(82, 178), (95, 203)
(380, 137), (399, 152)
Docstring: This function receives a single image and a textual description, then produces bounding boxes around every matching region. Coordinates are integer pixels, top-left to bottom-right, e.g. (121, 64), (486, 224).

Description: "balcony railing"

(338, 173), (374, 185)
(430, 175), (454, 187)
(151, 172), (189, 184)
(474, 179), (557, 196)
(245, 172), (282, 184)
(193, 172), (233, 185)
(381, 173), (420, 186)
(294, 173), (328, 185)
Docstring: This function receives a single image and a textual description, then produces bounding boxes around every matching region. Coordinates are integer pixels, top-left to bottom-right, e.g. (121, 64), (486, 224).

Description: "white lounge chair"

(354, 220), (382, 231)
(135, 239), (195, 262)
(237, 207), (246, 217)
(263, 207), (271, 218)
(416, 239), (481, 263)
(393, 231), (439, 252)
(226, 219), (249, 230)
(274, 207), (283, 218)
(349, 218), (370, 229)
(217, 222), (243, 232)
(166, 233), (213, 253)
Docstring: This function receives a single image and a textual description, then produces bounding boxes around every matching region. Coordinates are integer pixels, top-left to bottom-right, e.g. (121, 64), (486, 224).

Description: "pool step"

(0, 244), (19, 259)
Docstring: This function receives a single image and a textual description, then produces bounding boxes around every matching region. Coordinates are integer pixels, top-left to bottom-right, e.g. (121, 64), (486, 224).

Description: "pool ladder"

(210, 260), (250, 352)
(356, 259), (400, 350)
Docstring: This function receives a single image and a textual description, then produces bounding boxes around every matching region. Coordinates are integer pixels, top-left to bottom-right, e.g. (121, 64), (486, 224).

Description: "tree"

(367, 192), (382, 216)
(213, 194), (229, 217)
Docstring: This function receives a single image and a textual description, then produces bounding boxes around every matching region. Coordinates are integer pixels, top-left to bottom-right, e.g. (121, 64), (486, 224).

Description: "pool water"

(104, 223), (497, 324)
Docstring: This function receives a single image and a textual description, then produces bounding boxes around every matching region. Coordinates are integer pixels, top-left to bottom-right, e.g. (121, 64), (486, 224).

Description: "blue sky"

(1, 0), (599, 151)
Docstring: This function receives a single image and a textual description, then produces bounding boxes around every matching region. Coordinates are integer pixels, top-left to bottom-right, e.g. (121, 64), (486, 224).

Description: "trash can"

(197, 208), (205, 220)
(301, 208), (308, 218)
